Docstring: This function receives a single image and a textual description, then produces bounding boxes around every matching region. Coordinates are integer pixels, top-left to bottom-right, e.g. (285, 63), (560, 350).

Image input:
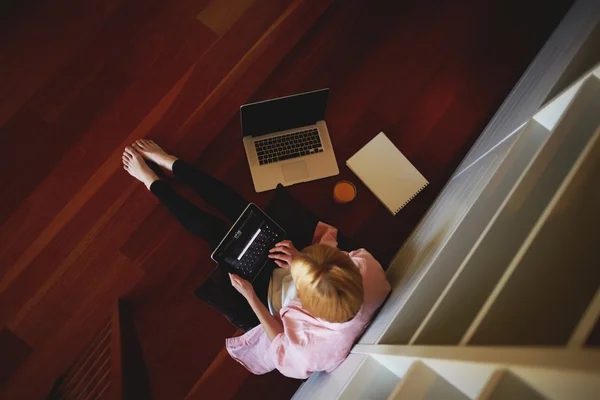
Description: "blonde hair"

(291, 244), (364, 323)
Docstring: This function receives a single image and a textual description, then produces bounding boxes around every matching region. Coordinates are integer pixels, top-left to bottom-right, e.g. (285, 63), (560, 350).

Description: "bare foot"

(123, 146), (159, 189)
(132, 139), (178, 172)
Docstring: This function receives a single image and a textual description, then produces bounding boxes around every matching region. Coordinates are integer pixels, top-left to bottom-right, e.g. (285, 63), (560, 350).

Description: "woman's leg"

(171, 160), (248, 223)
(123, 142), (270, 331)
(132, 139), (248, 222)
(150, 180), (229, 247)
(122, 146), (228, 247)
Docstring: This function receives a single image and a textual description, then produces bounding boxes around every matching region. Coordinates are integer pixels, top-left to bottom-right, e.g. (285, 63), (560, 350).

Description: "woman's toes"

(125, 146), (139, 159)
(135, 139), (147, 151)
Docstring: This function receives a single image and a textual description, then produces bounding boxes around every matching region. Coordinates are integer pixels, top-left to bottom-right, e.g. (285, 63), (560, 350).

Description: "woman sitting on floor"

(122, 139), (391, 379)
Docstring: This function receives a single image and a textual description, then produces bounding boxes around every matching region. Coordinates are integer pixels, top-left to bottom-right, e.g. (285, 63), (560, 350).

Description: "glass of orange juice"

(333, 181), (357, 204)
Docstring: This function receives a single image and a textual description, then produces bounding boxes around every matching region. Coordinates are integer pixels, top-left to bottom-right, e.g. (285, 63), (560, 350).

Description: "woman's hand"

(229, 273), (255, 300)
(268, 240), (300, 269)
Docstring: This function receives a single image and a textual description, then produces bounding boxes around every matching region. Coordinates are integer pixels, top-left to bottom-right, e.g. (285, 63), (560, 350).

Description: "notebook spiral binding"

(395, 182), (429, 214)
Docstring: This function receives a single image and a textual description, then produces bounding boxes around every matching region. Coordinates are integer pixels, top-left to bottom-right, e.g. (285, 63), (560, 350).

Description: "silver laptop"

(241, 88), (339, 192)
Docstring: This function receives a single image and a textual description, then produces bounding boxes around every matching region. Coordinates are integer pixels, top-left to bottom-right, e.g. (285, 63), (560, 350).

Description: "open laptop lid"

(240, 88), (330, 137)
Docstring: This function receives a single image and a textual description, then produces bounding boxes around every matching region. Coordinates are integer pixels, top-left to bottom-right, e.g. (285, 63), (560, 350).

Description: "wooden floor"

(0, 0), (572, 398)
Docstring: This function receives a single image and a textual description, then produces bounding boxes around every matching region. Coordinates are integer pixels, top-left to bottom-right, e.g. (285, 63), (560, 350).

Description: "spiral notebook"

(346, 132), (428, 215)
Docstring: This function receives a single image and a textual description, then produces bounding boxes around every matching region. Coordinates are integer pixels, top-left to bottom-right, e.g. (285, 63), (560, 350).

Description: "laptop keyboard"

(255, 128), (323, 165)
(235, 225), (279, 280)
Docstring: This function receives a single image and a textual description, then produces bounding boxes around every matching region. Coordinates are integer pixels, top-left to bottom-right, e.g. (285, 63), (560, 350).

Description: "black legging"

(150, 160), (272, 330)
(150, 160), (247, 247)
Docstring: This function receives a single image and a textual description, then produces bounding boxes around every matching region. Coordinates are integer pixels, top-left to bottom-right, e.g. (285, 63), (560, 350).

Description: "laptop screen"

(240, 89), (330, 137)
(215, 207), (265, 264)
(212, 205), (284, 275)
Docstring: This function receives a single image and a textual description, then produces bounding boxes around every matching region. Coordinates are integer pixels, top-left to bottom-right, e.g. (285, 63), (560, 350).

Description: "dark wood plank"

(0, 327), (32, 383)
(118, 299), (152, 400)
(0, 0), (216, 226)
(185, 341), (250, 400)
(0, 68), (132, 226)
(0, 0), (124, 127)
(0, 14), (217, 286)
(0, 172), (141, 328)
(0, 107), (54, 224)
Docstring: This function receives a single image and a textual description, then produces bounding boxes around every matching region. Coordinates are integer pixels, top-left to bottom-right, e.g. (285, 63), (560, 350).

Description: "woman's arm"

(247, 292), (283, 341)
(229, 273), (283, 341)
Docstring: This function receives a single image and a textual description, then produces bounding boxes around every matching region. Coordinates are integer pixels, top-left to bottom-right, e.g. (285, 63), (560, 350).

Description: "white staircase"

(385, 361), (469, 400)
(343, 346), (600, 400)
(293, 57), (600, 400)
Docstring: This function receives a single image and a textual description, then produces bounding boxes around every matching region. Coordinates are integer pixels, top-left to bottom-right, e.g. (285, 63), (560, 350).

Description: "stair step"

(338, 355), (400, 400)
(374, 119), (549, 345)
(387, 361), (469, 400)
(408, 119), (549, 346)
(353, 345), (600, 400)
(55, 320), (112, 399)
(477, 371), (546, 400)
(463, 80), (600, 345)
(570, 288), (600, 348)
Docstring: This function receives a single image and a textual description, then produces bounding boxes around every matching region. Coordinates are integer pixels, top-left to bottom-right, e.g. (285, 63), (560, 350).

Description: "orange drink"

(333, 181), (357, 204)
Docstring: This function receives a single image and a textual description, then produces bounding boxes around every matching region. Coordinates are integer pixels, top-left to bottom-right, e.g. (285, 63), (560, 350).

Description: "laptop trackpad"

(281, 161), (309, 182)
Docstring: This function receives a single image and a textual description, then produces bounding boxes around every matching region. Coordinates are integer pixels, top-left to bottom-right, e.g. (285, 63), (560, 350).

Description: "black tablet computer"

(211, 203), (285, 281)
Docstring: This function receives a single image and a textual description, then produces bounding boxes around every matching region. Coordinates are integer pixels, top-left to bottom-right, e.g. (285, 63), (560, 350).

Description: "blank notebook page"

(346, 132), (428, 215)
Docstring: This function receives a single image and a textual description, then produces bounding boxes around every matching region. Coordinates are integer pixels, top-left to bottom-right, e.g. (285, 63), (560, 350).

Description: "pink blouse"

(226, 222), (391, 379)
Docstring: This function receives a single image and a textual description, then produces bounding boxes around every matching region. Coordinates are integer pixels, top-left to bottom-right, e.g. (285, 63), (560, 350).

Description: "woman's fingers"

(228, 273), (255, 299)
(229, 273), (240, 286)
(269, 246), (291, 255)
(269, 242), (288, 251)
(275, 240), (292, 248)
(270, 240), (296, 254)
(268, 253), (291, 263)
